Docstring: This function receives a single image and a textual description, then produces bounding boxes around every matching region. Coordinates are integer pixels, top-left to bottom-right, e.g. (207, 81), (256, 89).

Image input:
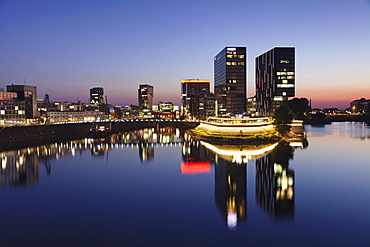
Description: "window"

(274, 96), (283, 101)
(277, 72), (286, 75)
(277, 84), (294, 88)
(237, 62), (244, 65)
(280, 60), (289, 63)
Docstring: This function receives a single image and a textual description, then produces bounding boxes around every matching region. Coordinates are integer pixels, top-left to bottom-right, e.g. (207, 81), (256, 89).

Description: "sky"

(0, 0), (369, 109)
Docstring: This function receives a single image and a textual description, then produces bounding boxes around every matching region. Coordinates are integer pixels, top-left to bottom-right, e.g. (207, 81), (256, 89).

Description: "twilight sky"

(1, 0), (369, 109)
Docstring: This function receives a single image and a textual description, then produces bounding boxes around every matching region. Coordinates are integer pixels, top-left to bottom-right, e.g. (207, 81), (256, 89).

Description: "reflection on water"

(307, 122), (370, 139)
(199, 141), (279, 230)
(0, 127), (185, 187)
(0, 149), (39, 187)
(256, 141), (307, 220)
(0, 126), (307, 231)
(2, 123), (370, 246)
(198, 139), (307, 229)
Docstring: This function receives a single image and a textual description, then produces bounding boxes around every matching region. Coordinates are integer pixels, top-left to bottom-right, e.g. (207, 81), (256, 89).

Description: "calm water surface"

(1, 122), (370, 247)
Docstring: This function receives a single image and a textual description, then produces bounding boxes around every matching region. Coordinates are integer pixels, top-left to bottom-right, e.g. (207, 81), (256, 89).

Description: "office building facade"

(198, 93), (215, 120)
(255, 47), (295, 116)
(6, 84), (37, 119)
(0, 89), (26, 124)
(181, 79), (210, 118)
(214, 47), (247, 116)
(90, 87), (104, 105)
(138, 84), (154, 113)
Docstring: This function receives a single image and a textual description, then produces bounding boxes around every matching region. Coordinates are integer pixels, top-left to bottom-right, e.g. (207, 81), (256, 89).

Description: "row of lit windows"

(226, 55), (245, 59)
(277, 84), (294, 88)
(226, 62), (244, 66)
(278, 76), (294, 79)
(277, 72), (294, 75)
(0, 110), (24, 115)
(228, 80), (237, 83)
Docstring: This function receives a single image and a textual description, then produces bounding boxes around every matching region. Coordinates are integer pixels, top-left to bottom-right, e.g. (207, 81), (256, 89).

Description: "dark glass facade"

(180, 80), (210, 118)
(138, 84), (154, 113)
(214, 47), (247, 116)
(90, 87), (104, 105)
(255, 47), (295, 116)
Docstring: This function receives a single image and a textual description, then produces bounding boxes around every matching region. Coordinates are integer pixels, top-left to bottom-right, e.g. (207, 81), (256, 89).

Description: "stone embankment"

(0, 120), (199, 142)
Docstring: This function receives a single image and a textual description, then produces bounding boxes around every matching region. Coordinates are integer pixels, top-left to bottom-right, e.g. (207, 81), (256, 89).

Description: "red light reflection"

(181, 161), (211, 175)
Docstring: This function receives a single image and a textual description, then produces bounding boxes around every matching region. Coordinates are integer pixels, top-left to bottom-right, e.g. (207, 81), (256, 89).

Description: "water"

(0, 122), (370, 247)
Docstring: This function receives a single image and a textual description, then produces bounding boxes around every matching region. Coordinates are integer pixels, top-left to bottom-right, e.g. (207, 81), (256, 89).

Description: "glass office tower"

(138, 84), (154, 113)
(181, 79), (210, 118)
(90, 87), (104, 105)
(214, 47), (247, 116)
(255, 47), (295, 116)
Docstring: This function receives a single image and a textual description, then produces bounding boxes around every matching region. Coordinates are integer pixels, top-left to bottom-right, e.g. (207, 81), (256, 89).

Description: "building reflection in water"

(181, 134), (213, 175)
(255, 139), (308, 220)
(0, 149), (38, 187)
(0, 127), (185, 188)
(200, 141), (279, 230)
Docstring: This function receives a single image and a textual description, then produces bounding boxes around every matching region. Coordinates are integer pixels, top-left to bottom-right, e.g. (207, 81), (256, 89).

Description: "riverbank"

(0, 120), (199, 143)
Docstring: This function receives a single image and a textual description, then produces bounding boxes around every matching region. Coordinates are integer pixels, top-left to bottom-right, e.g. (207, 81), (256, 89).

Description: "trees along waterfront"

(273, 105), (293, 136)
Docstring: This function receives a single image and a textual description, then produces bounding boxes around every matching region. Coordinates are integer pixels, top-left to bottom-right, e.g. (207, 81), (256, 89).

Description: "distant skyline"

(1, 0), (369, 109)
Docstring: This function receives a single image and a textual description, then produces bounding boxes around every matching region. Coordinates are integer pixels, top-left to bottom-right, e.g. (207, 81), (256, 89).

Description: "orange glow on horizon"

(180, 79), (210, 84)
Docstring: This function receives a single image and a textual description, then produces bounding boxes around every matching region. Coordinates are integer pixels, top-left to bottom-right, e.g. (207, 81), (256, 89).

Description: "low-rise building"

(350, 98), (370, 113)
(48, 110), (102, 123)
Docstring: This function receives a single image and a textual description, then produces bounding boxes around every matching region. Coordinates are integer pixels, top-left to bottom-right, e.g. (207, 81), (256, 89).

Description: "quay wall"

(0, 121), (199, 142)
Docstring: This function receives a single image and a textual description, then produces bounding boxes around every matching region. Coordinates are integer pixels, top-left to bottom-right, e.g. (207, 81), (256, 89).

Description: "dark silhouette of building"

(180, 79), (210, 118)
(198, 93), (215, 120)
(6, 84), (37, 119)
(256, 47), (295, 116)
(90, 87), (104, 105)
(214, 47), (247, 116)
(350, 98), (370, 113)
(138, 84), (154, 114)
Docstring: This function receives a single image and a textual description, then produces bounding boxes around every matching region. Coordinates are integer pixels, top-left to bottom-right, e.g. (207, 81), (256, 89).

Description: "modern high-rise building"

(180, 79), (210, 118)
(6, 84), (37, 119)
(214, 47), (247, 116)
(90, 87), (104, 105)
(138, 84), (154, 113)
(255, 47), (295, 116)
